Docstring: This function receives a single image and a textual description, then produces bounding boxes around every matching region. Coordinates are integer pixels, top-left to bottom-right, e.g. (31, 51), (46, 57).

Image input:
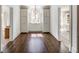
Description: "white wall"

(9, 5), (20, 40)
(13, 6), (20, 40)
(71, 5), (77, 53)
(1, 5), (10, 51)
(29, 24), (42, 32)
(2, 6), (10, 29)
(50, 5), (59, 40)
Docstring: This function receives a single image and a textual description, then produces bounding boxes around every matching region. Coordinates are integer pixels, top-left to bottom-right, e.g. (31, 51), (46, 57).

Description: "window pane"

(28, 6), (42, 24)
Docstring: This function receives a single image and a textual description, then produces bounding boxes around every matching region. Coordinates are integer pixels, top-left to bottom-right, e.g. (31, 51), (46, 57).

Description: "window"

(28, 6), (42, 24)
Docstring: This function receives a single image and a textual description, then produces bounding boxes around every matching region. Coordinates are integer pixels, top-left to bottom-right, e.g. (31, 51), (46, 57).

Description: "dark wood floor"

(3, 32), (60, 53)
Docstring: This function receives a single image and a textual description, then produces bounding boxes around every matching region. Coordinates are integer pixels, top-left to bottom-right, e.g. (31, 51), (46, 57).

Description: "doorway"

(58, 6), (72, 52)
(28, 5), (43, 32)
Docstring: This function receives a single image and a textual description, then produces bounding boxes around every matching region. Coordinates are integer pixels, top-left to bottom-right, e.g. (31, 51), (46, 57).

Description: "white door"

(43, 8), (50, 32)
(20, 8), (27, 32)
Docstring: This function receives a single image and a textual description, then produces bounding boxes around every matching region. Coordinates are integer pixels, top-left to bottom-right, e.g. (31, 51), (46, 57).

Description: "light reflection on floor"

(31, 33), (43, 37)
(27, 33), (47, 53)
(27, 38), (46, 53)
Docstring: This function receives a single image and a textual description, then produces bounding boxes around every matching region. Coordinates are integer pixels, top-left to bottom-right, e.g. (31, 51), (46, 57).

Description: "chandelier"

(30, 5), (40, 24)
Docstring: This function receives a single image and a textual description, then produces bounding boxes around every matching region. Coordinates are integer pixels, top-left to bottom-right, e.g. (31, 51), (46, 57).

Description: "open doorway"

(20, 5), (50, 33)
(28, 5), (43, 32)
(58, 6), (72, 52)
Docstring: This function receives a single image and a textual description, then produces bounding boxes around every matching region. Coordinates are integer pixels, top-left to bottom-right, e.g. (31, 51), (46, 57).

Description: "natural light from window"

(28, 5), (43, 24)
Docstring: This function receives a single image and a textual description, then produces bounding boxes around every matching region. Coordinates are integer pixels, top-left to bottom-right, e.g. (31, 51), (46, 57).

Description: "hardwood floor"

(3, 32), (60, 53)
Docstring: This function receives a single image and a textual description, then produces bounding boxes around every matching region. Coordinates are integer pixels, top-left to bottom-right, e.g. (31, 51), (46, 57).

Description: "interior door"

(43, 7), (50, 32)
(20, 8), (27, 32)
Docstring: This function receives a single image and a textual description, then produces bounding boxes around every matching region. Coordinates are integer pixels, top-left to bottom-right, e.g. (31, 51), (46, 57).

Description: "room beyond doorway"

(20, 5), (50, 33)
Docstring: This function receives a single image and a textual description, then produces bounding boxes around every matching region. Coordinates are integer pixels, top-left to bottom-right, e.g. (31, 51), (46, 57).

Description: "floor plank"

(3, 33), (60, 53)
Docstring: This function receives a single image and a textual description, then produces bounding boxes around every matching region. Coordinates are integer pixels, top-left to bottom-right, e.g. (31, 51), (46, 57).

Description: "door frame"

(0, 5), (1, 52)
(27, 5), (43, 32)
(77, 5), (79, 52)
(20, 7), (28, 32)
(58, 5), (72, 52)
(10, 7), (13, 41)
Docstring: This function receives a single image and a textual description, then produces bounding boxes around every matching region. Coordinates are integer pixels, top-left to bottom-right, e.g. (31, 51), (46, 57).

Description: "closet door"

(43, 7), (50, 32)
(20, 8), (27, 32)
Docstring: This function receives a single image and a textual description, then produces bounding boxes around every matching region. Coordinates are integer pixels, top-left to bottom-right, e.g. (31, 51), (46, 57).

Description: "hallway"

(3, 33), (60, 53)
(0, 5), (78, 53)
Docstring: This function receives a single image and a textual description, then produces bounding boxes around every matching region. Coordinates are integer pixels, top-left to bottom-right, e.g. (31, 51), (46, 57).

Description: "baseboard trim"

(0, 51), (3, 53)
(43, 32), (50, 34)
(13, 33), (21, 42)
(21, 32), (28, 34)
(28, 31), (42, 33)
(21, 32), (50, 34)
(49, 33), (61, 42)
